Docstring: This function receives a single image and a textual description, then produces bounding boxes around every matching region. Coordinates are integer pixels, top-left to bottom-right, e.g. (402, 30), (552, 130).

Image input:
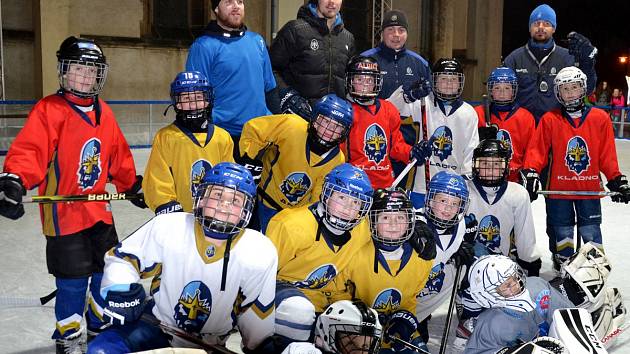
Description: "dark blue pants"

(545, 198), (602, 261)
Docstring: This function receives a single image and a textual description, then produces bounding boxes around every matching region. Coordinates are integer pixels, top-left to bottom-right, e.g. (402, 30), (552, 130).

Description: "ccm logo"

(108, 299), (140, 308)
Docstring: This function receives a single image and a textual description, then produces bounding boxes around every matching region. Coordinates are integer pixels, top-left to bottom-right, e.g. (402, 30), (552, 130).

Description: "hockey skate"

(453, 317), (475, 350)
(55, 330), (86, 354)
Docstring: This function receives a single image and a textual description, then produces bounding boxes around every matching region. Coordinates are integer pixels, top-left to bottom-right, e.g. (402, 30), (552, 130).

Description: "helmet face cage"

(554, 67), (587, 110)
(194, 184), (254, 237)
(322, 182), (373, 231)
(310, 113), (351, 150)
(487, 80), (518, 105)
(58, 59), (109, 98)
(333, 326), (381, 354)
(425, 189), (469, 229)
(432, 72), (465, 101)
(472, 155), (509, 187)
(345, 57), (383, 102)
(368, 189), (415, 247)
(469, 255), (528, 310)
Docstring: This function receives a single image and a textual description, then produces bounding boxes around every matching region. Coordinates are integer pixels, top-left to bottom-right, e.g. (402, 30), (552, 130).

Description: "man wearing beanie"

(504, 3), (597, 121)
(361, 9), (432, 188)
(270, 0), (354, 119)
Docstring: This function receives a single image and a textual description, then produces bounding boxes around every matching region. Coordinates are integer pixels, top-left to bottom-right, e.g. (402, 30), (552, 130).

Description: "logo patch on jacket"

(430, 126), (453, 161)
(280, 172), (312, 205)
(174, 281), (212, 333)
(478, 215), (501, 254)
(565, 136), (590, 175)
(191, 159), (213, 197)
(77, 138), (102, 190)
(310, 39), (319, 51)
(364, 123), (388, 163)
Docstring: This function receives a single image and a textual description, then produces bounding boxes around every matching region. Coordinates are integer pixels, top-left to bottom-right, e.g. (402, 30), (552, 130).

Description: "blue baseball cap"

(529, 4), (556, 29)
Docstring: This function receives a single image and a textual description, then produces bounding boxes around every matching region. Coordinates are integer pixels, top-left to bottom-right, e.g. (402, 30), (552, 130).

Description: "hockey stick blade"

(537, 190), (620, 197)
(386, 334), (430, 354)
(24, 192), (143, 204)
(140, 314), (237, 354)
(40, 289), (57, 305)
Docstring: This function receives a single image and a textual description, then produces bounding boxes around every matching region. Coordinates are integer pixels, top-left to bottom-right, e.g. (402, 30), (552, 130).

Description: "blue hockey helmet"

(424, 171), (469, 229)
(309, 94), (353, 151)
(194, 162), (256, 239)
(487, 67), (518, 105)
(320, 163), (374, 231)
(170, 71), (213, 132)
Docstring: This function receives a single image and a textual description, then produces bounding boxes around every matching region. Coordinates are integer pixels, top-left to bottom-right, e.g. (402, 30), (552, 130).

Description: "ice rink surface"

(1, 140), (629, 353)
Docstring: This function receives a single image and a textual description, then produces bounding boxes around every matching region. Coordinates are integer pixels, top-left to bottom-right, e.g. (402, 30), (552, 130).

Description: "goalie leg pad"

(549, 308), (607, 354)
(591, 287), (627, 346)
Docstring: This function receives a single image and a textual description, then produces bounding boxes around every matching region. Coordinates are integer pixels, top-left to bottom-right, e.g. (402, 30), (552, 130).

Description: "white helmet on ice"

(561, 242), (611, 308)
(468, 255), (535, 313)
(315, 300), (382, 354)
(554, 66), (587, 111)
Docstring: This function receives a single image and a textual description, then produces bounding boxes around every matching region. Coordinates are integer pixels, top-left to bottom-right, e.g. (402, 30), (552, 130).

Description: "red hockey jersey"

(3, 93), (137, 236)
(474, 105), (536, 182)
(341, 99), (411, 189)
(522, 107), (621, 199)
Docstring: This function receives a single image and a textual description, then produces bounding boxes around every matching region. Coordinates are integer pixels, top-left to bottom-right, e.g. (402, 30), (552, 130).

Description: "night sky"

(503, 1), (630, 93)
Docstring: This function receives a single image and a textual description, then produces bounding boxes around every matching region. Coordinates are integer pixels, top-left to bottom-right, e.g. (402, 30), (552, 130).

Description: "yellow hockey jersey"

(266, 204), (371, 312)
(143, 123), (234, 213)
(240, 114), (345, 210)
(334, 242), (433, 316)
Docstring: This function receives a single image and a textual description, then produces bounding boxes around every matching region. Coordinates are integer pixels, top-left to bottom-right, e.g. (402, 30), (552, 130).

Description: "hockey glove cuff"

(464, 214), (479, 243)
(155, 200), (184, 215)
(411, 140), (432, 166)
(451, 240), (475, 268)
(0, 172), (26, 220)
(383, 310), (420, 352)
(103, 283), (146, 326)
(606, 175), (630, 204)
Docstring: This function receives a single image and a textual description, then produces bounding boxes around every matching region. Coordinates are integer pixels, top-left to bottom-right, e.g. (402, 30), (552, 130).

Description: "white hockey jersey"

(415, 214), (466, 322)
(466, 180), (540, 263)
(102, 213), (278, 350)
(409, 95), (479, 194)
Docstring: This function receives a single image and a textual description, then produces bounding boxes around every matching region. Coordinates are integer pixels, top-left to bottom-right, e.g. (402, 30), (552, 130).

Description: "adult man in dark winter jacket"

(270, 0), (355, 119)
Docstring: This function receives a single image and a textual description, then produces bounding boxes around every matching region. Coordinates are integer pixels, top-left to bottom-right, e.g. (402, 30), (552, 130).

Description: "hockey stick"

(439, 264), (464, 354)
(537, 190), (620, 197)
(22, 192), (143, 204)
(385, 334), (430, 354)
(390, 159), (417, 190)
(140, 314), (237, 354)
(482, 93), (491, 127)
(420, 97), (430, 193)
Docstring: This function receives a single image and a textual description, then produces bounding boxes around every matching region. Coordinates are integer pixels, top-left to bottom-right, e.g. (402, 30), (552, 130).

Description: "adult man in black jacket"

(270, 0), (355, 119)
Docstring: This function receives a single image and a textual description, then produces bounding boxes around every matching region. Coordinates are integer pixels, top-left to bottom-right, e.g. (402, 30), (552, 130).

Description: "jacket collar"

(203, 20), (246, 38)
(297, 4), (344, 35)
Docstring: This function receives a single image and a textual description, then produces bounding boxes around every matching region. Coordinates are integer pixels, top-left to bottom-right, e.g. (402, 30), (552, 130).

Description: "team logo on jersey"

(373, 289), (402, 313)
(565, 136), (590, 175)
(419, 263), (446, 297)
(478, 215), (501, 254)
(190, 159), (213, 196)
(364, 123), (388, 163)
(430, 126), (453, 161)
(310, 39), (319, 51)
(535, 289), (551, 317)
(173, 281), (212, 333)
(280, 172), (312, 205)
(496, 129), (513, 159)
(77, 138), (102, 190)
(293, 264), (337, 289)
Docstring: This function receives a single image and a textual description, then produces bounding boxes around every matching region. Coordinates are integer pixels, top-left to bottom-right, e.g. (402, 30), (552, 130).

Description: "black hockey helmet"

(368, 188), (415, 248)
(56, 36), (108, 98)
(57, 36), (106, 64)
(431, 57), (464, 101)
(472, 139), (510, 187)
(345, 55), (383, 104)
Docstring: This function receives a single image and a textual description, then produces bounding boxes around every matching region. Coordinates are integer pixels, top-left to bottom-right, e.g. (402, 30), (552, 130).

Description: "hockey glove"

(516, 258), (542, 277)
(410, 140), (432, 166)
(496, 341), (557, 354)
(0, 172), (26, 220)
(478, 125), (498, 141)
(463, 214), (479, 243)
(567, 32), (598, 68)
(520, 169), (541, 202)
(403, 78), (432, 103)
(155, 200), (184, 215)
(102, 283), (146, 326)
(409, 219), (437, 261)
(532, 336), (566, 354)
(383, 310), (421, 352)
(451, 240), (475, 268)
(279, 88), (313, 121)
(606, 175), (630, 204)
(238, 154), (264, 184)
(127, 175), (147, 209)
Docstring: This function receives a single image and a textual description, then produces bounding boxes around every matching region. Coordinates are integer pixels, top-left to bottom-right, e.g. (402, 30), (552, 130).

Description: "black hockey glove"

(520, 169), (541, 202)
(606, 175), (630, 204)
(409, 220), (437, 261)
(238, 154), (263, 185)
(102, 283), (146, 326)
(127, 175), (147, 209)
(516, 258), (542, 277)
(567, 32), (598, 68)
(0, 172), (26, 220)
(403, 78), (432, 103)
(478, 125), (498, 141)
(279, 88), (312, 121)
(410, 140), (432, 166)
(383, 310), (420, 352)
(496, 338), (564, 354)
(463, 214), (479, 243)
(451, 240), (475, 268)
(155, 200), (183, 215)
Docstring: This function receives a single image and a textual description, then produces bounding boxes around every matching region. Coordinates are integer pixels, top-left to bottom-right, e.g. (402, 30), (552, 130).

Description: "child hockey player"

(341, 55), (426, 189)
(143, 70), (234, 215)
(408, 58), (479, 208)
(239, 94), (353, 232)
(0, 36), (145, 353)
(474, 67), (536, 182)
(521, 66), (630, 269)
(266, 163), (373, 346)
(87, 162), (277, 354)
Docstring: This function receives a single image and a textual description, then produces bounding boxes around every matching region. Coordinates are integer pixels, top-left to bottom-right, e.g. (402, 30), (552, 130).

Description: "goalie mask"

(57, 36), (108, 98)
(315, 300), (382, 354)
(424, 171), (469, 229)
(560, 242), (611, 307)
(171, 71), (213, 132)
(194, 162), (256, 240)
(309, 94), (353, 152)
(468, 255), (536, 313)
(487, 67), (518, 106)
(369, 188), (415, 250)
(472, 139), (510, 187)
(320, 163), (373, 231)
(345, 56), (383, 105)
(554, 66), (587, 112)
(432, 58), (464, 102)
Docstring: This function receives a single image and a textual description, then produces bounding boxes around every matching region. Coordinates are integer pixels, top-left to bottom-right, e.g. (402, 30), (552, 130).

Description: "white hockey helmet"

(468, 255), (536, 313)
(554, 66), (587, 111)
(315, 300), (382, 354)
(561, 242), (611, 307)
